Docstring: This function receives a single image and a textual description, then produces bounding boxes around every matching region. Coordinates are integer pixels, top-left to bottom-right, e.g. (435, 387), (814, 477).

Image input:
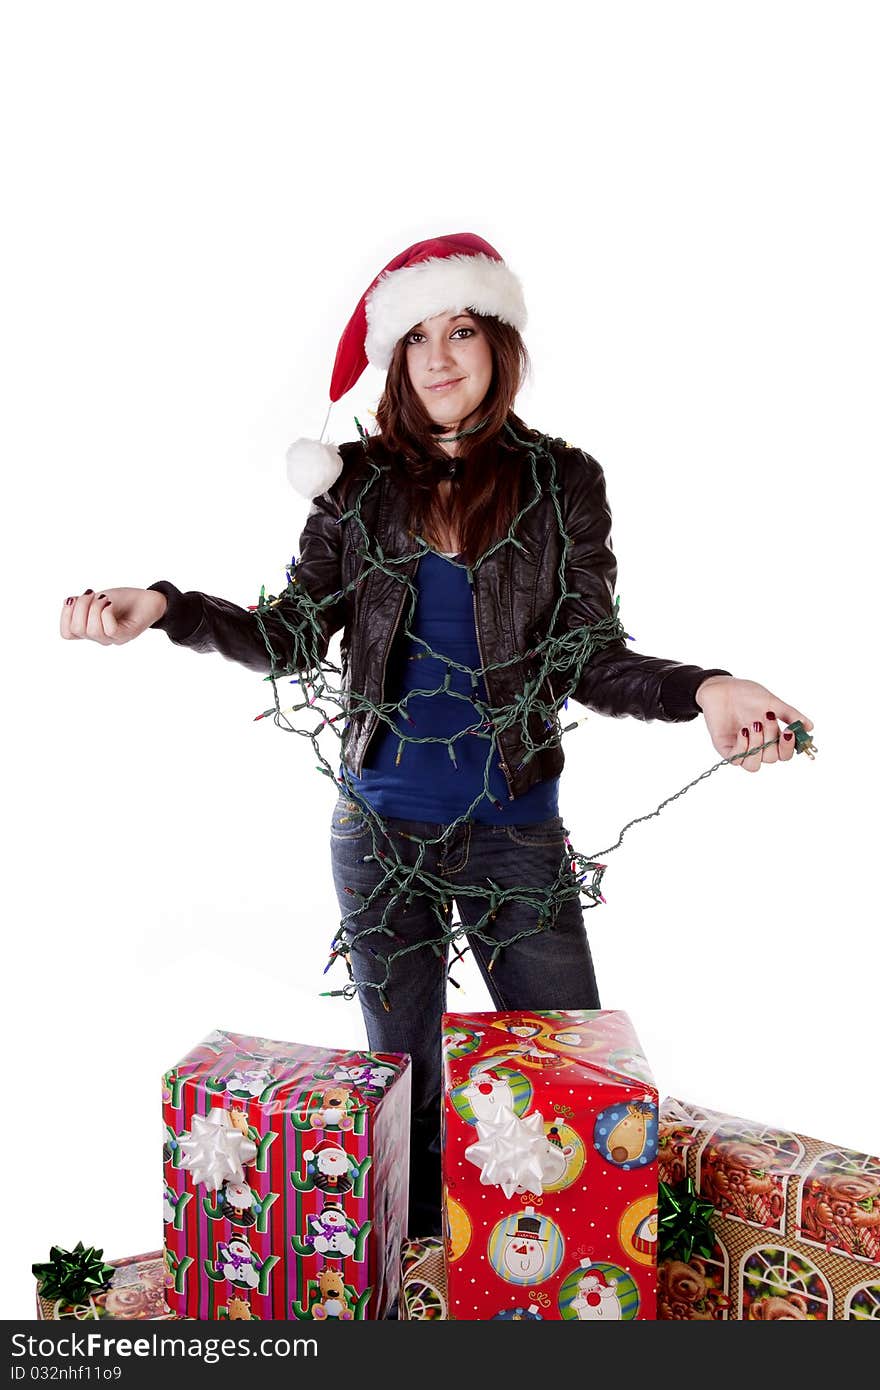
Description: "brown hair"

(370, 313), (533, 569)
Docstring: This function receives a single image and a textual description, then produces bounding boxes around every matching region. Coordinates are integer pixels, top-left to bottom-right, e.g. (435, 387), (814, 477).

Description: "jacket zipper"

(472, 573), (514, 801)
(356, 558), (416, 775)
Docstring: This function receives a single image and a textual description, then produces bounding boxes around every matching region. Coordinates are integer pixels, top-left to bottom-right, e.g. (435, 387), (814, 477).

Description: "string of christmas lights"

(248, 420), (802, 1009)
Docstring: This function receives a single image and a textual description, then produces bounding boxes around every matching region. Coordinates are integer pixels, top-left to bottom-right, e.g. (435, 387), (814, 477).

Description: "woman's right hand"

(60, 587), (168, 646)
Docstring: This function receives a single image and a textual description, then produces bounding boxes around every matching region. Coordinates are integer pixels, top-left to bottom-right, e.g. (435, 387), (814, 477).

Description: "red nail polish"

(783, 730), (793, 741)
(753, 721), (763, 733)
(741, 727), (749, 737)
(65, 596), (74, 606)
(766, 711), (777, 721)
(84, 588), (94, 595)
(97, 593), (105, 599)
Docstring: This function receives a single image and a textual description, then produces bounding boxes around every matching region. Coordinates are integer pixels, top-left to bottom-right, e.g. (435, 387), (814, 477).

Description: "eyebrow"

(411, 311), (476, 330)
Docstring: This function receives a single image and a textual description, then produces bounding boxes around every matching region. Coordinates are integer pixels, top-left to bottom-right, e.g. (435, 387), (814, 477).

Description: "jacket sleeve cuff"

(659, 666), (733, 721)
(147, 581), (205, 643)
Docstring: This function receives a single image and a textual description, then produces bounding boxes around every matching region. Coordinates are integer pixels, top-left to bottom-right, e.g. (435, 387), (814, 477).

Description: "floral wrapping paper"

(163, 1030), (411, 1320)
(36, 1252), (175, 1321)
(658, 1097), (880, 1320)
(441, 1009), (659, 1320)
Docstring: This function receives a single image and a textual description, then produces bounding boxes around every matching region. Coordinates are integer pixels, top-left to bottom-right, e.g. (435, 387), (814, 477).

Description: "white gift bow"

(464, 1105), (552, 1198)
(178, 1109), (258, 1189)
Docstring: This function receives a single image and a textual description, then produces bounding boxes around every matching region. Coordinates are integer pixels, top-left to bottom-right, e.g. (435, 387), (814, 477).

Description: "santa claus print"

(221, 1178), (257, 1227)
(572, 1265), (623, 1320)
(463, 1069), (517, 1124)
(303, 1138), (356, 1194)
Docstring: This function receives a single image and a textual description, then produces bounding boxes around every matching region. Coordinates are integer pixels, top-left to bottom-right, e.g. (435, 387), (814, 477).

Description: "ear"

(285, 439), (344, 499)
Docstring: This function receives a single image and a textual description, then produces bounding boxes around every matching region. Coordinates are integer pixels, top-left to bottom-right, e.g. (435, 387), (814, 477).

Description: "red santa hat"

(303, 1138), (346, 1163)
(286, 232), (527, 499)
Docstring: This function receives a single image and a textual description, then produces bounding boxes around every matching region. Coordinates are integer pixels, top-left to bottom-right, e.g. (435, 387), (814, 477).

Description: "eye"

(406, 331), (425, 345)
(451, 327), (475, 339)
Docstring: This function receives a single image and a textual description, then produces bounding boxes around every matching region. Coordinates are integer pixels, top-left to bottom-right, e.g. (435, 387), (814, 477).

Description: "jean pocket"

(503, 815), (566, 849)
(330, 795), (372, 841)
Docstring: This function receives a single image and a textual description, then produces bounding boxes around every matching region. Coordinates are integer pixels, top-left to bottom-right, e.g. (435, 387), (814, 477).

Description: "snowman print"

(306, 1203), (356, 1258)
(225, 1066), (274, 1099)
(501, 1022), (559, 1067)
(332, 1062), (396, 1095)
(538, 1124), (575, 1189)
(502, 1210), (550, 1282)
(217, 1235), (260, 1290)
(572, 1268), (622, 1320)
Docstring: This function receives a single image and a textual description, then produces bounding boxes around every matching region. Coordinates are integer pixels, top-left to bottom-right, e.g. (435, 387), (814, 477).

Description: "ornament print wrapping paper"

(36, 1251), (175, 1321)
(441, 1009), (659, 1320)
(163, 1030), (411, 1320)
(658, 1097), (880, 1320)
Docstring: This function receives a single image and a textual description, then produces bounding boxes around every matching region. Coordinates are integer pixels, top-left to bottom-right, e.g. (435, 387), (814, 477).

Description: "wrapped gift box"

(658, 1097), (880, 1320)
(399, 1237), (448, 1320)
(163, 1030), (411, 1320)
(441, 1009), (659, 1320)
(36, 1251), (175, 1321)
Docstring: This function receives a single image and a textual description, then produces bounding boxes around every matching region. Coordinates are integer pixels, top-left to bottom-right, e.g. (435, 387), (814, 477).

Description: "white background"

(3, 1), (877, 1318)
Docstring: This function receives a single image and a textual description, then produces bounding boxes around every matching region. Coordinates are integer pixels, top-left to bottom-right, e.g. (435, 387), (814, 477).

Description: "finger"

(746, 719), (767, 772)
(766, 697), (813, 732)
(759, 710), (779, 765)
(68, 590), (97, 639)
(86, 593), (114, 646)
(778, 723), (796, 762)
(732, 724), (752, 773)
(739, 723), (762, 774)
(102, 600), (119, 640)
(60, 596), (77, 640)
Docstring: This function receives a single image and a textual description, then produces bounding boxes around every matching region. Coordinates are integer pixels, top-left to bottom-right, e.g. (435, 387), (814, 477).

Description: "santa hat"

(578, 1258), (615, 1289)
(286, 232), (527, 500)
(304, 1138), (346, 1163)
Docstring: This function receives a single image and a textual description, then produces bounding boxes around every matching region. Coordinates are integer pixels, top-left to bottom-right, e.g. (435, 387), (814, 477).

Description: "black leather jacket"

(149, 425), (730, 803)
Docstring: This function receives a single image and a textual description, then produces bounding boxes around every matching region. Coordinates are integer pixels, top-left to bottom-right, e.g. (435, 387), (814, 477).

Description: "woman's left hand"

(694, 676), (813, 772)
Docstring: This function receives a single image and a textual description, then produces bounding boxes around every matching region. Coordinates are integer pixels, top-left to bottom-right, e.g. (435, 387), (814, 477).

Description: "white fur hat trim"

(365, 253), (526, 370)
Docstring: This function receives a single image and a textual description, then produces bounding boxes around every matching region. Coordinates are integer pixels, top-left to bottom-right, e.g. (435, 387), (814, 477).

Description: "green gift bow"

(32, 1242), (116, 1304)
(658, 1179), (716, 1264)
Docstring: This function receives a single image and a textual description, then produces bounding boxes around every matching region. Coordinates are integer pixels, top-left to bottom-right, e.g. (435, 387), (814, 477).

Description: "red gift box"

(441, 1009), (658, 1320)
(163, 1030), (410, 1320)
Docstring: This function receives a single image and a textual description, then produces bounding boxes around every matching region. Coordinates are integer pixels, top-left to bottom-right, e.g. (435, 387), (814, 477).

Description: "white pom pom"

(285, 438), (344, 499)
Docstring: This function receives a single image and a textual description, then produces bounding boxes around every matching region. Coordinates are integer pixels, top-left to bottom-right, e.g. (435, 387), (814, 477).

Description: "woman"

(59, 233), (811, 1236)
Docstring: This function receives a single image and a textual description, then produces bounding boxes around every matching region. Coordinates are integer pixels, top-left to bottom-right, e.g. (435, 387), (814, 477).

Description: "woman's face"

(403, 309), (493, 433)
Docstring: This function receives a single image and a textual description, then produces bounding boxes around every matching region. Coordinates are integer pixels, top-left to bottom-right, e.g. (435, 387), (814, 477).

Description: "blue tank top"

(341, 549), (560, 823)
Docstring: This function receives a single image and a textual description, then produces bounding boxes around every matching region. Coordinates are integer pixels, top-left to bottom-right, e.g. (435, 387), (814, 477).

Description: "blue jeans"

(329, 793), (600, 1238)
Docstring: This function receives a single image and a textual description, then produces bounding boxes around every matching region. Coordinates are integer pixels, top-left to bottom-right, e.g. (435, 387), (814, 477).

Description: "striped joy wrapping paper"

(163, 1030), (410, 1320)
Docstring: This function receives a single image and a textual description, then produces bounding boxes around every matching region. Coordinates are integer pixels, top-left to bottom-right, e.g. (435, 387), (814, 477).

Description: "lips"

(426, 377), (464, 392)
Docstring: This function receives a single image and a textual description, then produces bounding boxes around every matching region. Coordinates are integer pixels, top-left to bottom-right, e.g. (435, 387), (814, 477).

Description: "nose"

(426, 335), (456, 373)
